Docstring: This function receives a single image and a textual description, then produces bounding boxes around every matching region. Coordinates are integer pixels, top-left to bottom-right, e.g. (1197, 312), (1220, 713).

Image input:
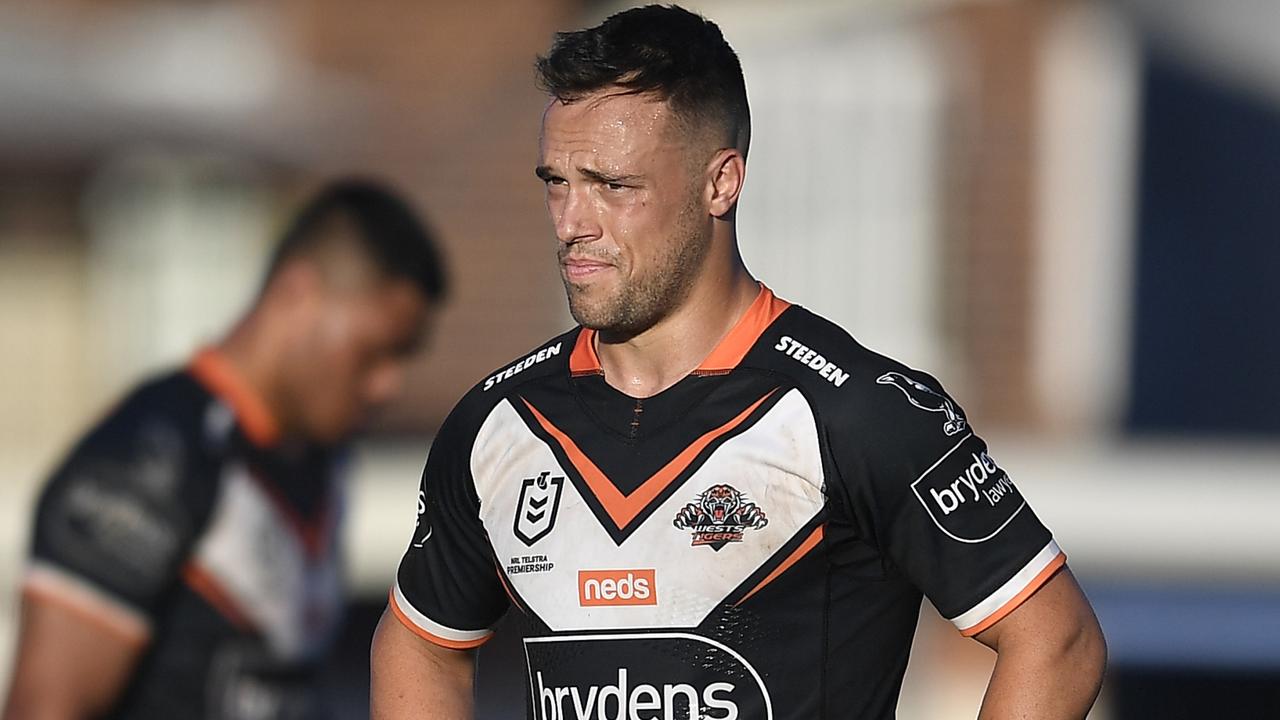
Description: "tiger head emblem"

(673, 484), (768, 550)
(700, 484), (742, 524)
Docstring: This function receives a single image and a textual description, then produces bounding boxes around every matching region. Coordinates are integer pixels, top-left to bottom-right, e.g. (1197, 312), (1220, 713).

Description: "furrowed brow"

(580, 168), (642, 185)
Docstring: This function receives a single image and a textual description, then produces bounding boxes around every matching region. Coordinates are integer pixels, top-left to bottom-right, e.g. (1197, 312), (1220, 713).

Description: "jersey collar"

(569, 284), (791, 378)
(188, 347), (282, 447)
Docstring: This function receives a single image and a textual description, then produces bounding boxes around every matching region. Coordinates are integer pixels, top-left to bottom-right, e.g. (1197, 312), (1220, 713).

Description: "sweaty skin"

(536, 91), (757, 397)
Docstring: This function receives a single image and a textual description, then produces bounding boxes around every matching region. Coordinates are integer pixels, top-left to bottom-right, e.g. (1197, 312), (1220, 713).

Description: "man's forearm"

(370, 609), (477, 720)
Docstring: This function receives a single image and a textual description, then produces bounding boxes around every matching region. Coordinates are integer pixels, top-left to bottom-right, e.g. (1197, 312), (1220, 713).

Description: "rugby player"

(371, 6), (1106, 719)
(4, 179), (447, 720)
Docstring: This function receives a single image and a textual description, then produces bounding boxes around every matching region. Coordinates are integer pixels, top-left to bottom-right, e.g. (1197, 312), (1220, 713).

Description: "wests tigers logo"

(673, 484), (768, 551)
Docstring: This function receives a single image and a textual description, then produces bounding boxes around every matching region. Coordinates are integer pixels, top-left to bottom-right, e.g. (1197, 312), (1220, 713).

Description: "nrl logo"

(673, 484), (768, 551)
(876, 371), (968, 437)
(514, 471), (564, 546)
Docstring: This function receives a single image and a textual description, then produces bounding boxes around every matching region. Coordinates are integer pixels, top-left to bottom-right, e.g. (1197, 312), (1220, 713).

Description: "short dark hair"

(265, 179), (447, 302)
(535, 4), (750, 157)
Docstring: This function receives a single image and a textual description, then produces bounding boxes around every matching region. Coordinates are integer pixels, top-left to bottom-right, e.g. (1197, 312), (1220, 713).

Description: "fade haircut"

(535, 4), (751, 158)
(264, 179), (448, 302)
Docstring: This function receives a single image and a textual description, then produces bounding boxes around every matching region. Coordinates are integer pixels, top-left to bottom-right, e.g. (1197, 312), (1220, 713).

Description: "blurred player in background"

(372, 5), (1104, 720)
(3, 179), (447, 720)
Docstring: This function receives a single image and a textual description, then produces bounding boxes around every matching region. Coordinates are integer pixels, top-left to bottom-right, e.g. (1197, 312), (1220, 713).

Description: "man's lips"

(561, 257), (614, 281)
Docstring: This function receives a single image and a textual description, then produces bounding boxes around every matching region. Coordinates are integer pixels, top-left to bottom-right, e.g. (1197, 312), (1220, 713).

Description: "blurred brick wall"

(0, 177), (89, 466)
(288, 0), (1065, 433)
(936, 1), (1060, 429)
(282, 0), (583, 431)
(0, 0), (1070, 435)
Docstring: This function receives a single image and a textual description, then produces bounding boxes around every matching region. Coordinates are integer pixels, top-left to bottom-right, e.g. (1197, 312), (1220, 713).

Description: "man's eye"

(605, 182), (627, 191)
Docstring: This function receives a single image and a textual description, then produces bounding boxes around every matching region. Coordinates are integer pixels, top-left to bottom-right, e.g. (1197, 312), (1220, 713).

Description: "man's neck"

(215, 314), (290, 436)
(595, 267), (760, 398)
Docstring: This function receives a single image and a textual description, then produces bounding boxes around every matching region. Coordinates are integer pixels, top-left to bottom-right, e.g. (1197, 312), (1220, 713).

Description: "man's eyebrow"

(535, 165), (642, 184)
(580, 168), (642, 185)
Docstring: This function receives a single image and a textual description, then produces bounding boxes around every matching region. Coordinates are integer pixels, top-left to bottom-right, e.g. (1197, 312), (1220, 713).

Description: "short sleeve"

(27, 414), (202, 645)
(831, 367), (1064, 636)
(392, 408), (509, 649)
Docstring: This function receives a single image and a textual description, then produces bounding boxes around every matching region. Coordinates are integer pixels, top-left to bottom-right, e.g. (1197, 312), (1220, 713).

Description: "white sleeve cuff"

(23, 561), (152, 645)
(389, 581), (494, 649)
(949, 540), (1066, 636)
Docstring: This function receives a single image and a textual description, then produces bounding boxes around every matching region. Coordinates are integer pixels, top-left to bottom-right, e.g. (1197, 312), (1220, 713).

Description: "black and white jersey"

(394, 286), (1063, 720)
(26, 349), (344, 720)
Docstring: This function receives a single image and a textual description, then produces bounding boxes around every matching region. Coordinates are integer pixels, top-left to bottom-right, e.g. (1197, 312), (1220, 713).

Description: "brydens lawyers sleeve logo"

(876, 371), (967, 437)
(515, 471), (565, 546)
(911, 436), (1027, 544)
(673, 484), (768, 550)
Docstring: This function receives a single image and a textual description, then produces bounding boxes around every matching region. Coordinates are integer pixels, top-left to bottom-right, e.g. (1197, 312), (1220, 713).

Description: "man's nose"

(554, 185), (601, 245)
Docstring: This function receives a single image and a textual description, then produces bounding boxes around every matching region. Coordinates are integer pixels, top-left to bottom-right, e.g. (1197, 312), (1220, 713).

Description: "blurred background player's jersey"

(394, 287), (1060, 720)
(25, 349), (344, 720)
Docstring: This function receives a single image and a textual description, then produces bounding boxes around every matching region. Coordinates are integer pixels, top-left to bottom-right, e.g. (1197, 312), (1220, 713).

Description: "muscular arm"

(974, 567), (1107, 719)
(370, 607), (477, 720)
(3, 593), (145, 720)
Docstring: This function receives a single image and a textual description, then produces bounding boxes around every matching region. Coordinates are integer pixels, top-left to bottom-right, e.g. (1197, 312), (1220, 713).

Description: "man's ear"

(263, 258), (325, 310)
(705, 148), (746, 218)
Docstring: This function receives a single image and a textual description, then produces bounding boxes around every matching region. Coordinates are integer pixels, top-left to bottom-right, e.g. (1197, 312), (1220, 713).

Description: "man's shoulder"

(746, 304), (899, 390)
(36, 367), (224, 545)
(442, 328), (580, 432)
(475, 329), (578, 395)
(76, 369), (216, 457)
(39, 366), (232, 511)
(746, 304), (960, 427)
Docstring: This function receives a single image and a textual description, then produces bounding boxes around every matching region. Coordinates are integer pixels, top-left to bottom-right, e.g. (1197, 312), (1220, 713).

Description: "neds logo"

(579, 570), (656, 607)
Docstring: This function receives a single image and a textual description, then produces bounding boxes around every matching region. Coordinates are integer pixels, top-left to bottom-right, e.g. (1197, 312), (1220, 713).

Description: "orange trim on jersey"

(522, 388), (778, 531)
(697, 285), (791, 372)
(22, 580), (150, 649)
(568, 285), (790, 377)
(735, 524), (825, 606)
(188, 347), (281, 447)
(181, 563), (254, 631)
(959, 552), (1067, 637)
(387, 589), (490, 650)
(569, 328), (603, 376)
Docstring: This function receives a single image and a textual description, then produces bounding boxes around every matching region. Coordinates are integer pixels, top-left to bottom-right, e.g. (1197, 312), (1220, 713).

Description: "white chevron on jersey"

(188, 465), (343, 660)
(471, 388), (825, 631)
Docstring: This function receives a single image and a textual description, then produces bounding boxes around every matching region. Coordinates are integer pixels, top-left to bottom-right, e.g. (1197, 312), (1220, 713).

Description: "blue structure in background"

(1128, 48), (1280, 437)
(1091, 583), (1280, 671)
(1113, 44), (1280, 720)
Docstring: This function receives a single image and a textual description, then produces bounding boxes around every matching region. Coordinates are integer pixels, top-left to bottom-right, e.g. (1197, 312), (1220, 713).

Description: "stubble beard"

(561, 198), (709, 338)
